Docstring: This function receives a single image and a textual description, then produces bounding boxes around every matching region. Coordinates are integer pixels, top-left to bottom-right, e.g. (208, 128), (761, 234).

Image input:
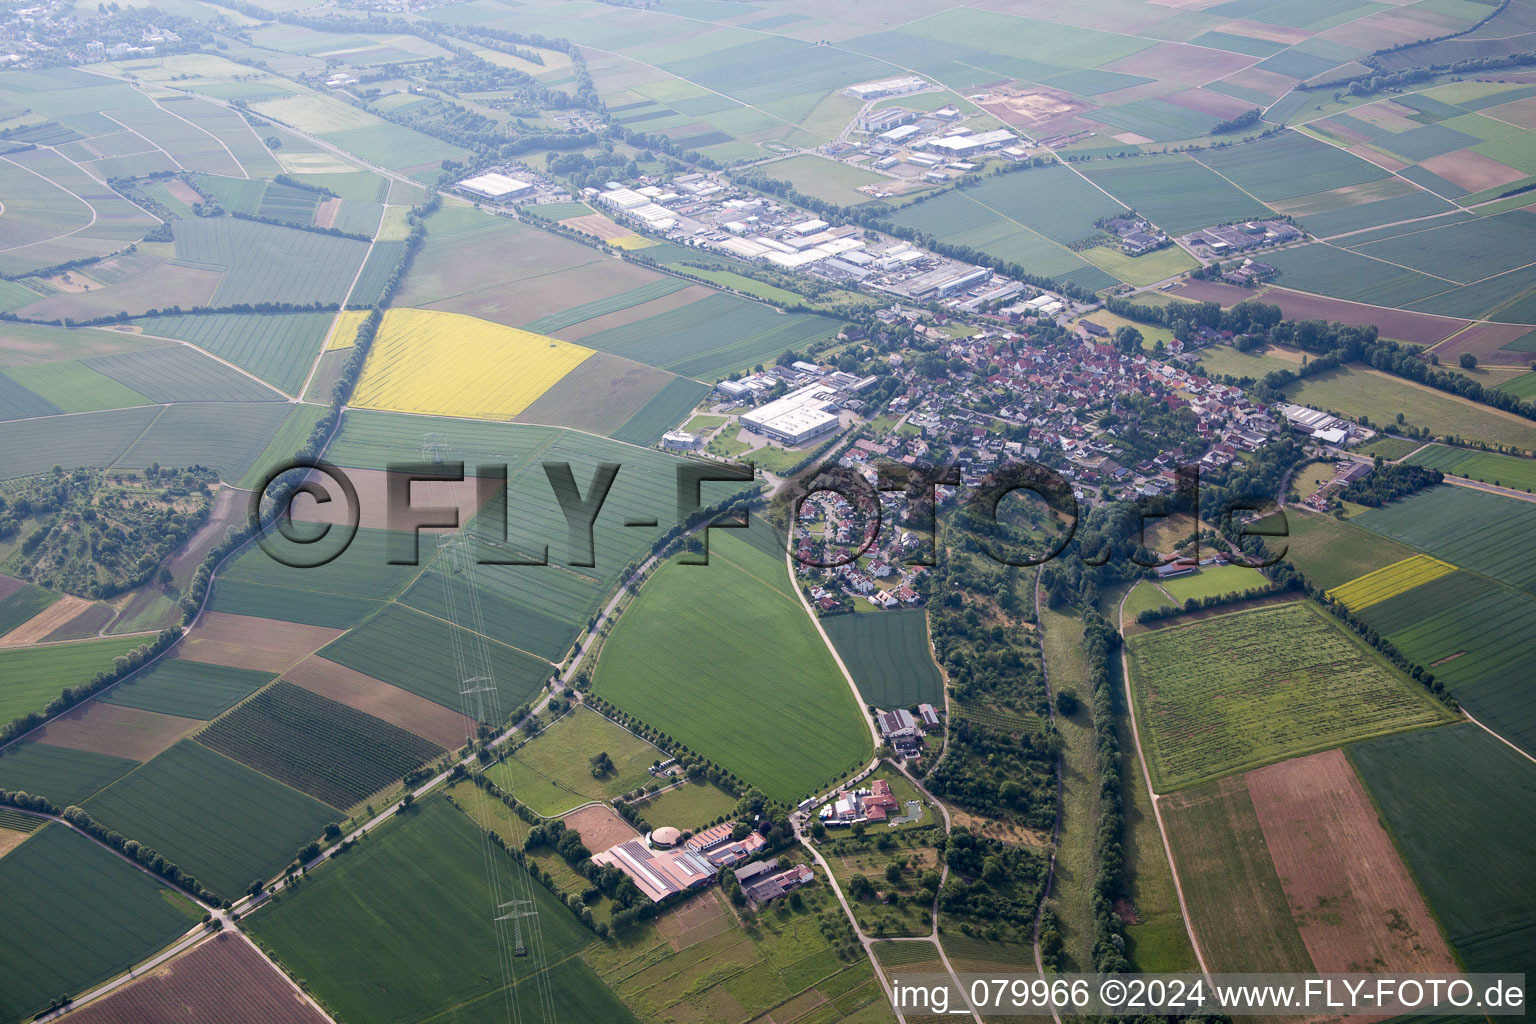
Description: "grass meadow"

(486, 705), (664, 816)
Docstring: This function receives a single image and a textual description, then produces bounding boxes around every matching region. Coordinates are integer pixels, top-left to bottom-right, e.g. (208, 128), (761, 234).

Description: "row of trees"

(0, 628), (180, 747)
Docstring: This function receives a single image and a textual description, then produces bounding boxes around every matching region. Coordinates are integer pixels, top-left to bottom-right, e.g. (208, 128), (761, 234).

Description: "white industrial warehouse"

(741, 384), (841, 445)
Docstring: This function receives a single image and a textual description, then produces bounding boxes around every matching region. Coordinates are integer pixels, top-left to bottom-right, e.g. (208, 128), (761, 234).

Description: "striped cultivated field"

(1326, 554), (1457, 611)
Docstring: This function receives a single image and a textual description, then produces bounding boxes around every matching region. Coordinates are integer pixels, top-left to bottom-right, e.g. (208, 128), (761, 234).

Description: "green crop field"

(3, 360), (152, 414)
(1256, 507), (1418, 590)
(593, 527), (872, 803)
(1361, 572), (1536, 756)
(1157, 564), (1270, 603)
(821, 609), (943, 707)
(100, 659), (275, 720)
(0, 407), (162, 481)
(626, 778), (740, 830)
(0, 635), (149, 725)
(1161, 776), (1315, 974)
(0, 582), (58, 635)
(237, 402), (330, 489)
(0, 824), (198, 1022)
(574, 293), (840, 380)
(218, 528), (437, 606)
(486, 705), (663, 816)
(0, 740), (137, 807)
(608, 376), (711, 447)
(207, 578), (383, 630)
(1351, 723), (1536, 973)
(348, 238), (407, 308)
(134, 313), (334, 395)
(195, 681), (442, 810)
(1356, 485), (1536, 595)
(173, 217), (369, 308)
(1196, 132), (1386, 202)
(82, 345), (282, 405)
(83, 739), (335, 900)
(111, 402), (296, 484)
(1283, 365), (1536, 451)
(521, 278), (691, 335)
(1125, 600), (1452, 792)
(1406, 443), (1536, 492)
(246, 796), (618, 1024)
(1081, 155), (1273, 235)
(320, 604), (550, 718)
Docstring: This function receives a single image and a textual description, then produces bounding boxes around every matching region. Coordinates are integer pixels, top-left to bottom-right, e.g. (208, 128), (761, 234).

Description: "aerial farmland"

(1, 0), (1535, 1020)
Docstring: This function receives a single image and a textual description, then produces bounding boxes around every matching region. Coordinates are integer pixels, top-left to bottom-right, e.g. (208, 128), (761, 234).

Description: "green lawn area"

(1080, 243), (1198, 287)
(1158, 563), (1270, 603)
(1123, 580), (1174, 622)
(1079, 308), (1174, 348)
(486, 704), (665, 817)
(0, 635), (150, 724)
(1283, 363), (1536, 451)
(593, 525), (871, 803)
(683, 414), (726, 433)
(1195, 342), (1306, 379)
(1255, 507), (1417, 590)
(626, 778), (740, 831)
(1125, 600), (1453, 792)
(758, 153), (889, 206)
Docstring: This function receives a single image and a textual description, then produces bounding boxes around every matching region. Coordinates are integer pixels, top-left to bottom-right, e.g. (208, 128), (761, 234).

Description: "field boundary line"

(99, 112), (185, 172)
(1463, 709), (1536, 765)
(1115, 587), (1212, 978)
(111, 325), (295, 400)
(148, 94), (249, 179)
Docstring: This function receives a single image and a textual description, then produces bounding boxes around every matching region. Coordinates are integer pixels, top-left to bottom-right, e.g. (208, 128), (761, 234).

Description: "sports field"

(350, 309), (596, 421)
(0, 824), (199, 1022)
(1125, 600), (1452, 791)
(1351, 723), (1536, 973)
(821, 609), (943, 707)
(246, 796), (620, 1024)
(485, 704), (664, 816)
(1157, 563), (1269, 603)
(593, 528), (871, 803)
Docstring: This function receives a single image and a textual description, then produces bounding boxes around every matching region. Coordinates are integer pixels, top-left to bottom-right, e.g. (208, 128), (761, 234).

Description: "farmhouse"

(740, 384), (841, 445)
(819, 778), (901, 824)
(590, 838), (714, 903)
(456, 172), (532, 203)
(685, 822), (767, 867)
(742, 863), (815, 905)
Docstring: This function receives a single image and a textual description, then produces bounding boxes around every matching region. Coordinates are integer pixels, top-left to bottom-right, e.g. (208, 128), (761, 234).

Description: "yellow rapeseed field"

(324, 309), (371, 351)
(349, 309), (594, 420)
(1326, 553), (1456, 611)
(608, 234), (656, 250)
